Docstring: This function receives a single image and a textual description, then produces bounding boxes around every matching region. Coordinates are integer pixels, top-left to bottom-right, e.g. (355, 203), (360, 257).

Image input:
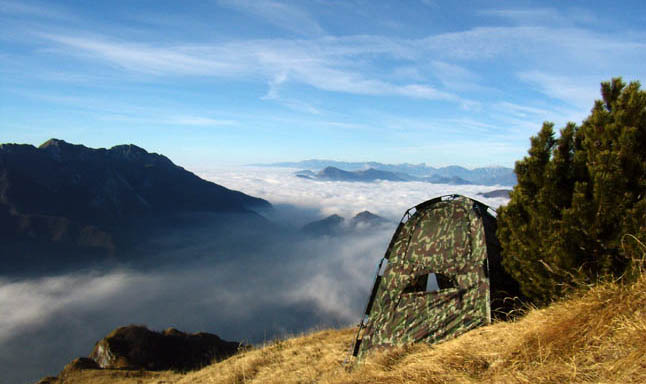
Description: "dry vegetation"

(52, 273), (646, 384)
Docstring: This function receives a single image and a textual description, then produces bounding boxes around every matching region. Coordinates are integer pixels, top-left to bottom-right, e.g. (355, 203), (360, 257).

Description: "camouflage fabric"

(354, 195), (491, 361)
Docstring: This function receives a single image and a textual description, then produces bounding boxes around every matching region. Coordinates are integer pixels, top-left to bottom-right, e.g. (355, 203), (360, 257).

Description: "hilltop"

(40, 272), (646, 383)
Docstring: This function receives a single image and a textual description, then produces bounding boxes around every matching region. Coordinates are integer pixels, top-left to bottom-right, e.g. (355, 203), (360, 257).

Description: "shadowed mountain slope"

(0, 139), (270, 275)
(0, 139), (268, 224)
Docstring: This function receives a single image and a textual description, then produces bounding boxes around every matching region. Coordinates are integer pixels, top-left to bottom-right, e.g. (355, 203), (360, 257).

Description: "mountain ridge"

(296, 166), (473, 185)
(0, 138), (270, 276)
(260, 160), (516, 186)
(301, 210), (392, 236)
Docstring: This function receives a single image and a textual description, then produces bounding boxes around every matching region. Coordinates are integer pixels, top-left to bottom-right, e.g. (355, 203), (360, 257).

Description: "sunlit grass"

(52, 269), (646, 384)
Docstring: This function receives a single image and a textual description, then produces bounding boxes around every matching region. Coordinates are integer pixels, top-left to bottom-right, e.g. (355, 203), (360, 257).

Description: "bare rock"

(90, 325), (241, 371)
(63, 357), (101, 372)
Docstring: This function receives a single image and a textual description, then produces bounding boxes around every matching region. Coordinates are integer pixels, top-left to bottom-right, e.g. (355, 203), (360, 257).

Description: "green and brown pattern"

(354, 195), (493, 361)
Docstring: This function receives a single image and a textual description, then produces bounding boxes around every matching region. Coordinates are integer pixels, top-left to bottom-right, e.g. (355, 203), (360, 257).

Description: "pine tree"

(498, 78), (646, 304)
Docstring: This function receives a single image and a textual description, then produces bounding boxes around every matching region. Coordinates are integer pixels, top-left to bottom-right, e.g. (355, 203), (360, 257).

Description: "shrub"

(497, 78), (646, 304)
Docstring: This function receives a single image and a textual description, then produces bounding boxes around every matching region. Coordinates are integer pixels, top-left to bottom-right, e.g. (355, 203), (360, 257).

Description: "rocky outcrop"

(89, 325), (242, 371)
(61, 357), (101, 374)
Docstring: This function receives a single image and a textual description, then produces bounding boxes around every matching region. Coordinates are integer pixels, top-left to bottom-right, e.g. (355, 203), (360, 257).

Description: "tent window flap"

(403, 272), (456, 293)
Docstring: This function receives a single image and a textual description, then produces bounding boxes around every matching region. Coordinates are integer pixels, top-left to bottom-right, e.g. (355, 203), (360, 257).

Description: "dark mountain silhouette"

(0, 139), (267, 223)
(0, 139), (270, 276)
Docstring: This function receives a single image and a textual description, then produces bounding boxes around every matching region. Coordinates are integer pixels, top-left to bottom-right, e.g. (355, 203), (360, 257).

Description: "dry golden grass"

(39, 368), (182, 384)
(56, 273), (646, 384)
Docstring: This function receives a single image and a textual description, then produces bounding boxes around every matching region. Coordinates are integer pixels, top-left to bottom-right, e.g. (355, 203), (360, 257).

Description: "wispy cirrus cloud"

(4, 2), (645, 168)
(217, 0), (325, 37)
(517, 71), (602, 110)
(481, 7), (600, 27)
(24, 17), (646, 111)
(37, 33), (460, 103)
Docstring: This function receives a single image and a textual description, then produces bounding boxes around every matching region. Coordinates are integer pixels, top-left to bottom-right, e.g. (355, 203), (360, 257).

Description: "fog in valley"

(0, 167), (509, 383)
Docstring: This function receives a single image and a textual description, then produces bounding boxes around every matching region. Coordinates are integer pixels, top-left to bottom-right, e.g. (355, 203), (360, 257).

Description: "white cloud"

(30, 20), (645, 112)
(196, 166), (510, 221)
(517, 71), (601, 110)
(0, 220), (393, 382)
(37, 33), (460, 103)
(494, 101), (552, 118)
(0, 272), (153, 342)
(262, 71), (322, 114)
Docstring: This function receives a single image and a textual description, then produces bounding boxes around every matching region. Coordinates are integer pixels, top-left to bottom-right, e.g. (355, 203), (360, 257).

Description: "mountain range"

(0, 139), (269, 275)
(296, 166), (473, 185)
(263, 160), (516, 186)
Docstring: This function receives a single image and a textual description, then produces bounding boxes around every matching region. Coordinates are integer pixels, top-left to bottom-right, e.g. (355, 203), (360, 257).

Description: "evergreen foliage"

(498, 78), (646, 304)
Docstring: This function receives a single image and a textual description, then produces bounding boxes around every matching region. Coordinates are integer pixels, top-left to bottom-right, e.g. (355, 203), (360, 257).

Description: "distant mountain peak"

(110, 143), (148, 153)
(38, 138), (90, 161)
(352, 211), (382, 220)
(39, 138), (72, 148)
(350, 211), (389, 229)
(301, 214), (345, 236)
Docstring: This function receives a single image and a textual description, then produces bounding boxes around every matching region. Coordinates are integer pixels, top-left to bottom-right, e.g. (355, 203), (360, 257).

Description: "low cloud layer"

(198, 166), (510, 221)
(0, 226), (393, 383)
(0, 167), (509, 383)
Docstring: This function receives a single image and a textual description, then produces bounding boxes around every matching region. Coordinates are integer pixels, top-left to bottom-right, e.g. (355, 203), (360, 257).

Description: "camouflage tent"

(351, 195), (519, 361)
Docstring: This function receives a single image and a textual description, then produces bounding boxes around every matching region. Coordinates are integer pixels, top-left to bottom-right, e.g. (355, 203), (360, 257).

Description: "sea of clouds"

(0, 167), (509, 383)
(196, 167), (510, 223)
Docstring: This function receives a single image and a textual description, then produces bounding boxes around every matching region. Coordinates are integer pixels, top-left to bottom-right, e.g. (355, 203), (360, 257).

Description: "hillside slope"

(45, 273), (646, 384)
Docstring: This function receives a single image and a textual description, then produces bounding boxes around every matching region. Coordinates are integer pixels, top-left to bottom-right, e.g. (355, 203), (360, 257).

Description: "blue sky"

(1, 0), (645, 169)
